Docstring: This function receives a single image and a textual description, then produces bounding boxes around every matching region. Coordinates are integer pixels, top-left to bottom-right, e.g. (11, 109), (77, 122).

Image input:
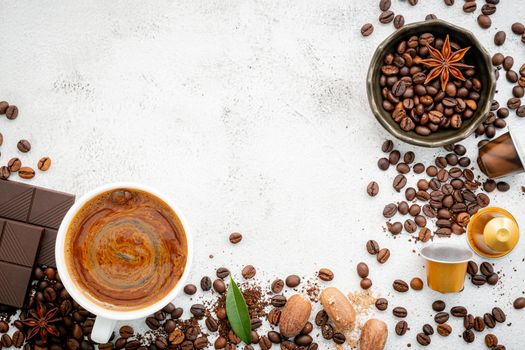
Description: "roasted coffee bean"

(17, 139), (31, 153)
(480, 262), (494, 276)
(332, 332), (346, 345)
(397, 201), (409, 215)
(295, 334), (313, 346)
(463, 1), (477, 12)
(508, 97), (521, 109)
(416, 333), (431, 346)
(467, 261), (478, 276)
(415, 215), (427, 227)
(387, 221), (402, 235)
(155, 336), (168, 349)
(194, 337), (208, 349)
(361, 23), (374, 37)
(393, 307), (407, 318)
(437, 323), (452, 336)
(473, 316), (485, 332)
(463, 329), (475, 343)
(382, 140), (394, 153)
(389, 150), (401, 164)
(321, 324), (334, 340)
(485, 334), (498, 347)
(213, 278), (226, 293)
(393, 174), (407, 192)
(410, 277), (423, 290)
(229, 232), (242, 244)
(477, 14), (491, 29)
(404, 219), (417, 233)
(422, 324), (434, 336)
(0, 321), (8, 333)
(216, 267), (230, 278)
(379, 0), (391, 11)
(379, 10), (394, 24)
(360, 278), (373, 290)
(366, 240), (379, 255)
(434, 312), (449, 324)
(146, 317), (160, 330)
(7, 157), (22, 172)
(250, 318), (262, 330)
(512, 22), (525, 34)
(377, 248), (390, 263)
(492, 307), (506, 323)
(451, 306), (467, 317)
(6, 105), (18, 120)
(418, 227), (431, 242)
(317, 268), (334, 282)
(393, 15), (404, 29)
(487, 272), (499, 285)
(242, 265), (256, 279)
(0, 101), (8, 114)
(315, 310), (328, 326)
(356, 262), (369, 278)
(463, 314), (474, 330)
(190, 304), (205, 318)
(497, 181), (510, 192)
(271, 295), (287, 307)
(472, 274), (487, 285)
(413, 163), (425, 173)
(200, 276), (212, 291)
(494, 31), (506, 45)
(375, 298), (388, 311)
(514, 297), (525, 309)
(119, 325), (134, 338)
(409, 204), (421, 216)
(405, 187), (416, 201)
(184, 284), (197, 295)
(367, 181), (379, 196)
(0, 167), (9, 180)
(432, 300), (446, 312)
(12, 330), (24, 347)
(484, 313), (496, 328)
(393, 279), (409, 292)
(286, 274), (301, 287)
(1, 334), (12, 347)
(395, 320), (408, 336)
(378, 157), (390, 170)
(383, 203), (397, 218)
(396, 163), (410, 174)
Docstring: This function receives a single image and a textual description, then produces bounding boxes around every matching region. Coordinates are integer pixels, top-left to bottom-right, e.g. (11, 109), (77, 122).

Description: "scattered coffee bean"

(514, 297), (525, 309)
(484, 313), (496, 328)
(492, 307), (506, 323)
(361, 23), (374, 37)
(434, 312), (449, 324)
(451, 306), (467, 317)
(360, 278), (373, 290)
(393, 306), (407, 318)
(18, 166), (35, 179)
(410, 277), (423, 290)
(200, 276), (212, 291)
(356, 262), (369, 278)
(0, 167), (9, 180)
(377, 248), (390, 263)
(229, 232), (242, 244)
(393, 15), (404, 29)
(463, 1), (477, 12)
(318, 268), (334, 281)
(242, 265), (256, 279)
(437, 323), (452, 336)
(494, 31), (506, 46)
(422, 324), (434, 336)
(480, 262), (494, 276)
(477, 14), (491, 29)
(367, 181), (379, 196)
(463, 329), (475, 343)
(213, 278), (226, 293)
(417, 333), (431, 346)
(17, 139), (31, 153)
(366, 240), (380, 255)
(432, 300), (446, 312)
(485, 334), (498, 347)
(37, 157), (52, 171)
(285, 274), (301, 288)
(216, 267), (230, 279)
(393, 279), (409, 292)
(375, 298), (388, 311)
(395, 320), (408, 336)
(512, 22), (525, 35)
(6, 105), (18, 120)
(379, 10), (394, 24)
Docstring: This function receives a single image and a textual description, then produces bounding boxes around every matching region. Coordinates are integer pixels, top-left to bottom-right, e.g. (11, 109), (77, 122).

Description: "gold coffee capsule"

(467, 207), (519, 258)
(420, 244), (473, 293)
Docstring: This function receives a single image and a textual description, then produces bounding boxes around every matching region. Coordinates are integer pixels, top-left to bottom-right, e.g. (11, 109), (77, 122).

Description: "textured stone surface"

(0, 1), (524, 348)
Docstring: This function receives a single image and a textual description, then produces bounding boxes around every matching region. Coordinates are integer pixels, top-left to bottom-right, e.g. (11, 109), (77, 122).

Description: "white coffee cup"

(55, 182), (193, 343)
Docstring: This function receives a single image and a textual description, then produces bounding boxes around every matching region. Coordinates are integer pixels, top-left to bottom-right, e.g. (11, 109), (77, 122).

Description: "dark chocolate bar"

(0, 180), (75, 307)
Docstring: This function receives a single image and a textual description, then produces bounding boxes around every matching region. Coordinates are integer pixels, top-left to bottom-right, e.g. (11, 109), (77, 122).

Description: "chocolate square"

(28, 188), (75, 229)
(37, 229), (58, 267)
(0, 180), (34, 222)
(0, 221), (43, 267)
(0, 261), (33, 308)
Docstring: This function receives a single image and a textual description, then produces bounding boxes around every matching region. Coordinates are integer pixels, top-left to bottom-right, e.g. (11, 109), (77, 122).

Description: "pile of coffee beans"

(372, 140), (492, 240)
(314, 310), (346, 346)
(466, 260), (500, 287)
(0, 100), (51, 180)
(378, 34), (481, 136)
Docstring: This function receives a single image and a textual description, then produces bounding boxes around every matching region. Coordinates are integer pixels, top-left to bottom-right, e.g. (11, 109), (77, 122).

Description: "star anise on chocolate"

(22, 303), (60, 342)
(419, 35), (474, 91)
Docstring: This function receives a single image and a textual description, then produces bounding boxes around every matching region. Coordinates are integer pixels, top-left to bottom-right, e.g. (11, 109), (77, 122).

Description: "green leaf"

(226, 276), (252, 344)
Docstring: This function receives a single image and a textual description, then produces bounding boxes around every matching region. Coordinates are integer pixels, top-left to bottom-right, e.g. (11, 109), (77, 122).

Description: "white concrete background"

(1, 0), (524, 349)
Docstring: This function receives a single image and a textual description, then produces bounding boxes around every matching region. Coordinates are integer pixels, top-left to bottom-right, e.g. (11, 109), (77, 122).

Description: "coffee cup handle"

(91, 316), (116, 344)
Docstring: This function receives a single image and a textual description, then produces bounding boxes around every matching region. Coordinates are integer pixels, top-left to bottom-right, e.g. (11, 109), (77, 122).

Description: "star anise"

(420, 35), (474, 91)
(22, 303), (60, 342)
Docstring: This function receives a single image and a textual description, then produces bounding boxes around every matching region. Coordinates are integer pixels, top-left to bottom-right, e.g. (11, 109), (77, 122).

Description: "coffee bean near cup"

(55, 183), (193, 343)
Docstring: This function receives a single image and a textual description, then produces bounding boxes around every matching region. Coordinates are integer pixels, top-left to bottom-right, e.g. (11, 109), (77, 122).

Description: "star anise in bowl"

(22, 303), (60, 343)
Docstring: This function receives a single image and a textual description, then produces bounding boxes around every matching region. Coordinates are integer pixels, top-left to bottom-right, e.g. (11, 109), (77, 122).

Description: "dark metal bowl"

(366, 20), (496, 148)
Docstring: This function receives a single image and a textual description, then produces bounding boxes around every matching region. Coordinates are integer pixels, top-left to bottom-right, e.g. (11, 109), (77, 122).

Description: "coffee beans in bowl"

(367, 20), (495, 147)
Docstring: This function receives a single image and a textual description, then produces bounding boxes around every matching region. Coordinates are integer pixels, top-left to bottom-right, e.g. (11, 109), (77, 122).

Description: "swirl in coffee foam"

(66, 189), (187, 311)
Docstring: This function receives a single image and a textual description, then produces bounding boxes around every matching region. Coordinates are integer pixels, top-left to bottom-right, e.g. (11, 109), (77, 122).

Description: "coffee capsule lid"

(483, 216), (519, 253)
